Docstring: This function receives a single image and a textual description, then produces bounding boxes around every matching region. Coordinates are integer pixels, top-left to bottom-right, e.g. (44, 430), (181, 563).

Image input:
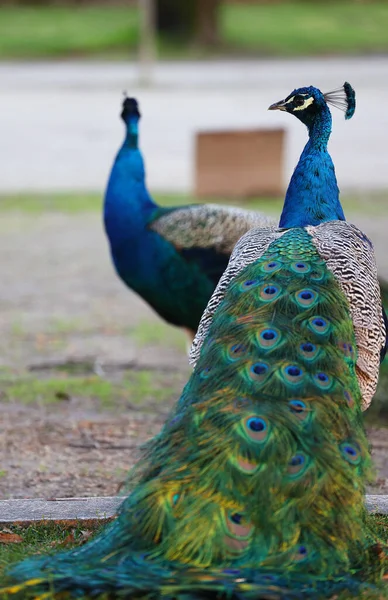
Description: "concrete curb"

(0, 495), (387, 524)
(0, 497), (122, 523)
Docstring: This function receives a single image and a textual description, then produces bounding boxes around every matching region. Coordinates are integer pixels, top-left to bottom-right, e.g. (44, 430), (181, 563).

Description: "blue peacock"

(104, 97), (274, 343)
(3, 83), (388, 598)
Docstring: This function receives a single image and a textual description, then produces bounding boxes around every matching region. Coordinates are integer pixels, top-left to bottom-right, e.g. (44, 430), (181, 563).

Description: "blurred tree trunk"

(156, 0), (221, 46)
(156, 0), (196, 38)
(139, 0), (156, 85)
(196, 0), (221, 46)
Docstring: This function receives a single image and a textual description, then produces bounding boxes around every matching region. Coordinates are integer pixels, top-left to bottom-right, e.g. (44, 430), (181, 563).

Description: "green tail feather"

(4, 229), (387, 598)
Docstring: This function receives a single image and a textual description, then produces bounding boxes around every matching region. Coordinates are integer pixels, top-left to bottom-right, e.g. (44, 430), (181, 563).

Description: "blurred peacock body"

(104, 97), (275, 338)
(4, 84), (388, 598)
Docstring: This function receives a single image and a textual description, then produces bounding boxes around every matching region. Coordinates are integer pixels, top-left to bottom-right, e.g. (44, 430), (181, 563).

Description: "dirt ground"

(1, 211), (388, 500)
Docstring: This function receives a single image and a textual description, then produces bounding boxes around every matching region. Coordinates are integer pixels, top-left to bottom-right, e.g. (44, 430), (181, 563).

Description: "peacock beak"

(268, 100), (287, 111)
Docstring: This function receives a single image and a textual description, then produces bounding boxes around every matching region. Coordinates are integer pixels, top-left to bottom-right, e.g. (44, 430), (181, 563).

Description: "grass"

(47, 317), (88, 335)
(1, 2), (388, 60)
(1, 191), (388, 218)
(7, 313), (186, 349)
(0, 520), (105, 584)
(131, 319), (186, 352)
(0, 371), (180, 409)
(0, 5), (139, 60)
(0, 517), (388, 598)
(0, 192), (105, 214)
(222, 2), (388, 56)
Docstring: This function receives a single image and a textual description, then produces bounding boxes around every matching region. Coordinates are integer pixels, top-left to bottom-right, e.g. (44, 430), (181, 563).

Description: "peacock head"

(121, 96), (141, 124)
(268, 82), (355, 127)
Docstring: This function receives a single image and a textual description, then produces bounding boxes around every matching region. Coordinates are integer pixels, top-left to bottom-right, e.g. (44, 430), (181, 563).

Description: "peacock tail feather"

(3, 228), (387, 599)
(191, 221), (386, 412)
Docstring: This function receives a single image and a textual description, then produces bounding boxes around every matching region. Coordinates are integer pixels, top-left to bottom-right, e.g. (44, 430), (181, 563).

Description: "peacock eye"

(293, 95), (305, 107)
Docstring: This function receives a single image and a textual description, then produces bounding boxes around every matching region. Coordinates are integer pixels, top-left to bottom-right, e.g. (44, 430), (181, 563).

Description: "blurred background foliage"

(0, 0), (388, 60)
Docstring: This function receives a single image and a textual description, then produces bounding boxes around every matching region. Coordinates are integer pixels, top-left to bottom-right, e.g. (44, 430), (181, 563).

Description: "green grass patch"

(0, 6), (139, 60)
(0, 367), (16, 383)
(47, 317), (88, 335)
(131, 319), (186, 352)
(0, 192), (103, 214)
(222, 2), (388, 56)
(0, 371), (178, 408)
(1, 191), (388, 218)
(1, 2), (388, 60)
(0, 520), (105, 583)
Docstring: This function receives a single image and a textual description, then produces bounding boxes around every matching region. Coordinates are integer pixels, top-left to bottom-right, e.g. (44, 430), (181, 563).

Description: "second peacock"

(3, 84), (387, 598)
(104, 97), (274, 343)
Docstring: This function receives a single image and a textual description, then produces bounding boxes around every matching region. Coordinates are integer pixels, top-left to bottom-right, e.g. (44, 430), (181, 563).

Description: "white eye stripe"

(293, 96), (315, 111)
(285, 93), (309, 106)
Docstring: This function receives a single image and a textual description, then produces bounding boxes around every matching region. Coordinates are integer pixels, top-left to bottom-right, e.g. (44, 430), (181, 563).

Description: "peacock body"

(104, 97), (274, 338)
(3, 84), (388, 598)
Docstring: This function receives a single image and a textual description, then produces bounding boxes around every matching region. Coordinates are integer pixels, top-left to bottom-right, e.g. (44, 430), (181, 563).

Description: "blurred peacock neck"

(104, 115), (156, 246)
(123, 116), (139, 149)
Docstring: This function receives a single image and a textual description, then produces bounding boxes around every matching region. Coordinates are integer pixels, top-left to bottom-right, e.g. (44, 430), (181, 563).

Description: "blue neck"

(279, 108), (345, 229)
(123, 117), (139, 150)
(104, 116), (157, 248)
(105, 116), (156, 209)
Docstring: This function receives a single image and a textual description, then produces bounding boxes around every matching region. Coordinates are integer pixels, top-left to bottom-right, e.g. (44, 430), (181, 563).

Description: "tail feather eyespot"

(289, 399), (310, 422)
(257, 283), (282, 302)
(309, 316), (330, 335)
(227, 342), (248, 361)
(299, 342), (319, 361)
(261, 260), (282, 273)
(340, 442), (361, 465)
(287, 453), (309, 478)
(313, 371), (333, 390)
(249, 362), (270, 383)
(290, 261), (311, 274)
(295, 289), (318, 308)
(242, 416), (269, 442)
(282, 364), (304, 385)
(257, 328), (280, 350)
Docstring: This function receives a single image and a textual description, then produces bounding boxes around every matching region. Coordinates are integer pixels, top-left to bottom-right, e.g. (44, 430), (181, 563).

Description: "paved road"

(1, 57), (388, 193)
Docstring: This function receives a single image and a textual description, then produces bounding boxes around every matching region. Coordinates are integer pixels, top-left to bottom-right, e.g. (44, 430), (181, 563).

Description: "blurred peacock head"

(268, 82), (355, 127)
(121, 95), (141, 123)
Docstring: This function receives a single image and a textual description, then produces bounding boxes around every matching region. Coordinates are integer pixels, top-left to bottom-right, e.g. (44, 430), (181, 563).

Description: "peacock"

(3, 83), (388, 599)
(104, 96), (275, 344)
